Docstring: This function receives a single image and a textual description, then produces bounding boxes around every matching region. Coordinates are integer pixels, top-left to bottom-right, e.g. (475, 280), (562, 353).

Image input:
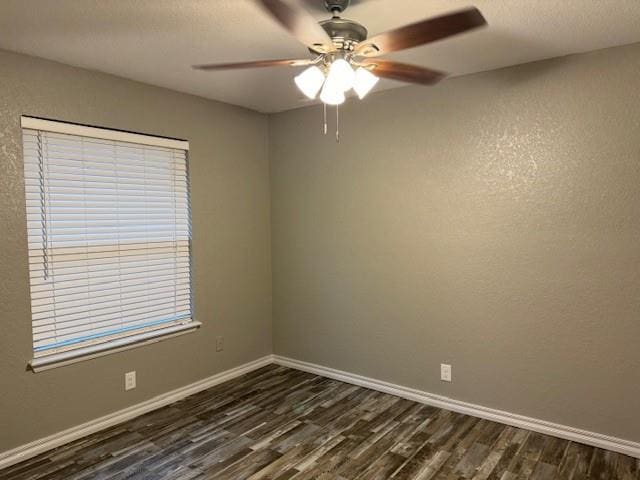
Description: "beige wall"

(2, 41), (639, 452)
(0, 49), (272, 451)
(270, 43), (640, 442)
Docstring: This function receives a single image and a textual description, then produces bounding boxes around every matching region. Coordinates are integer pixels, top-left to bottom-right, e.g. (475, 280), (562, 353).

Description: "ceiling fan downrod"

(324, 0), (350, 15)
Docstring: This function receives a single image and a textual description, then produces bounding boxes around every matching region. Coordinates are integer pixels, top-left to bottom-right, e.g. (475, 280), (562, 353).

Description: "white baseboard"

(3, 353), (637, 470)
(273, 355), (640, 459)
(0, 355), (274, 470)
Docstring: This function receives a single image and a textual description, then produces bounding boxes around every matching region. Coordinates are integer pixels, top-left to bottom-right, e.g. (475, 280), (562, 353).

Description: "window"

(22, 117), (199, 371)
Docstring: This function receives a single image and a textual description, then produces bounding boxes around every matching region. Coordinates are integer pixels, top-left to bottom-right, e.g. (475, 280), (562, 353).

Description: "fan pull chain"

(320, 103), (340, 142)
(323, 103), (328, 135)
(336, 104), (340, 143)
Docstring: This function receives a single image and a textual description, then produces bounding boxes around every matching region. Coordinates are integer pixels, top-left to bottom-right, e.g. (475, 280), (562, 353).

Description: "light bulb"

(320, 78), (345, 105)
(294, 66), (325, 99)
(326, 58), (355, 92)
(353, 67), (379, 99)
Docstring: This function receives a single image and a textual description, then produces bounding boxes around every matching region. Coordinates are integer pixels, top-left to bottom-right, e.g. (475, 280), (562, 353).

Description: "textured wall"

(0, 49), (272, 451)
(270, 43), (640, 442)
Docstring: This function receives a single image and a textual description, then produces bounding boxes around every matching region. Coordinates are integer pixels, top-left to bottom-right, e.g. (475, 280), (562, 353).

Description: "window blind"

(21, 117), (196, 369)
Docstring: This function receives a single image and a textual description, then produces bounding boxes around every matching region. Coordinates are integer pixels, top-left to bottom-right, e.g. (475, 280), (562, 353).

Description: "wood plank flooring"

(1, 364), (638, 480)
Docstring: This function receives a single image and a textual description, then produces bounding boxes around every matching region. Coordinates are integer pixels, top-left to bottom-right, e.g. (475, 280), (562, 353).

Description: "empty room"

(0, 1), (639, 479)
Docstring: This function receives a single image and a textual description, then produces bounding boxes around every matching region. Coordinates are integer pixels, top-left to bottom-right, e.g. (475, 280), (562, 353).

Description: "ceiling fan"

(193, 0), (487, 137)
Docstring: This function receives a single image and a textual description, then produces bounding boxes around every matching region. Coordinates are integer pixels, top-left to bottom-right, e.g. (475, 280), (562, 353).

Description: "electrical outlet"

(216, 336), (224, 352)
(125, 371), (136, 391)
(440, 364), (452, 382)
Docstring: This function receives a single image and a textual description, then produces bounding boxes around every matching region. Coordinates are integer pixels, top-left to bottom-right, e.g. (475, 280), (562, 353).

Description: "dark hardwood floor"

(1, 364), (637, 480)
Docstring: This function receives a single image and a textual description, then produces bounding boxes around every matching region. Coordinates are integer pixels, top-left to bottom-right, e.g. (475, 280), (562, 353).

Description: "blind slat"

(30, 278), (191, 301)
(34, 301), (193, 335)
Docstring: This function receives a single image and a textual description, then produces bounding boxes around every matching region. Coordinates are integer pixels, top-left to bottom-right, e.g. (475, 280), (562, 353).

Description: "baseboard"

(0, 354), (274, 470)
(3, 353), (638, 469)
(273, 355), (640, 459)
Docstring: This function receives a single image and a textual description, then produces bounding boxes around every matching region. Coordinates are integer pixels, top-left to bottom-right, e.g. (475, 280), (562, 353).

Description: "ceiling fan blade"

(362, 59), (446, 85)
(256, 0), (334, 53)
(355, 7), (486, 57)
(193, 58), (313, 71)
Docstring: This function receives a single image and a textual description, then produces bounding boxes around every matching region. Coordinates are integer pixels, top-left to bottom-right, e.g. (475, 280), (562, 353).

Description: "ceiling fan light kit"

(320, 78), (346, 105)
(193, 0), (487, 140)
(294, 51), (380, 104)
(294, 65), (325, 99)
(353, 66), (379, 99)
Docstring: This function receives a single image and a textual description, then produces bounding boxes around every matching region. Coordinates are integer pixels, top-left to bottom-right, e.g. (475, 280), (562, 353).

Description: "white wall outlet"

(216, 336), (224, 352)
(125, 371), (136, 391)
(440, 363), (452, 382)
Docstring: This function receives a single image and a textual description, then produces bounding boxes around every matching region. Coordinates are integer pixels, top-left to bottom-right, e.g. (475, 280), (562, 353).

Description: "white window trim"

(29, 321), (202, 372)
(21, 116), (189, 151)
(22, 116), (195, 372)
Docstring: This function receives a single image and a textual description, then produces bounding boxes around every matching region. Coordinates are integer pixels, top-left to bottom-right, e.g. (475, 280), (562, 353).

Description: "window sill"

(28, 321), (202, 373)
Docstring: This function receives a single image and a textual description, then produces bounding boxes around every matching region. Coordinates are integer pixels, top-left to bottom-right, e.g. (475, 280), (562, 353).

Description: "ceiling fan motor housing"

(319, 17), (368, 50)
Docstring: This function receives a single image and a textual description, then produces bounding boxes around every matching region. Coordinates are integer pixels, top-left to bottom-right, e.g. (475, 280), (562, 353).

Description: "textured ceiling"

(1, 0), (639, 113)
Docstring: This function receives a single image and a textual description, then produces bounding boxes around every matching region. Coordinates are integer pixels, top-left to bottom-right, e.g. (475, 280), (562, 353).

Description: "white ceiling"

(1, 0), (639, 113)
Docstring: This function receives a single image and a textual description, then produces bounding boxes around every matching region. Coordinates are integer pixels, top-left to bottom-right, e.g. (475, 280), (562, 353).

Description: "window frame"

(21, 116), (200, 372)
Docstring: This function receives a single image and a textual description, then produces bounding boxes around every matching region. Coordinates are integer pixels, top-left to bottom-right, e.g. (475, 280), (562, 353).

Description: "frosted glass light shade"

(294, 66), (325, 99)
(320, 78), (345, 105)
(353, 67), (379, 99)
(326, 59), (355, 92)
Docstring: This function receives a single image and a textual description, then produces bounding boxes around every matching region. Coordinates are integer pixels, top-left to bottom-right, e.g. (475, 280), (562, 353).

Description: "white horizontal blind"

(22, 119), (193, 361)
